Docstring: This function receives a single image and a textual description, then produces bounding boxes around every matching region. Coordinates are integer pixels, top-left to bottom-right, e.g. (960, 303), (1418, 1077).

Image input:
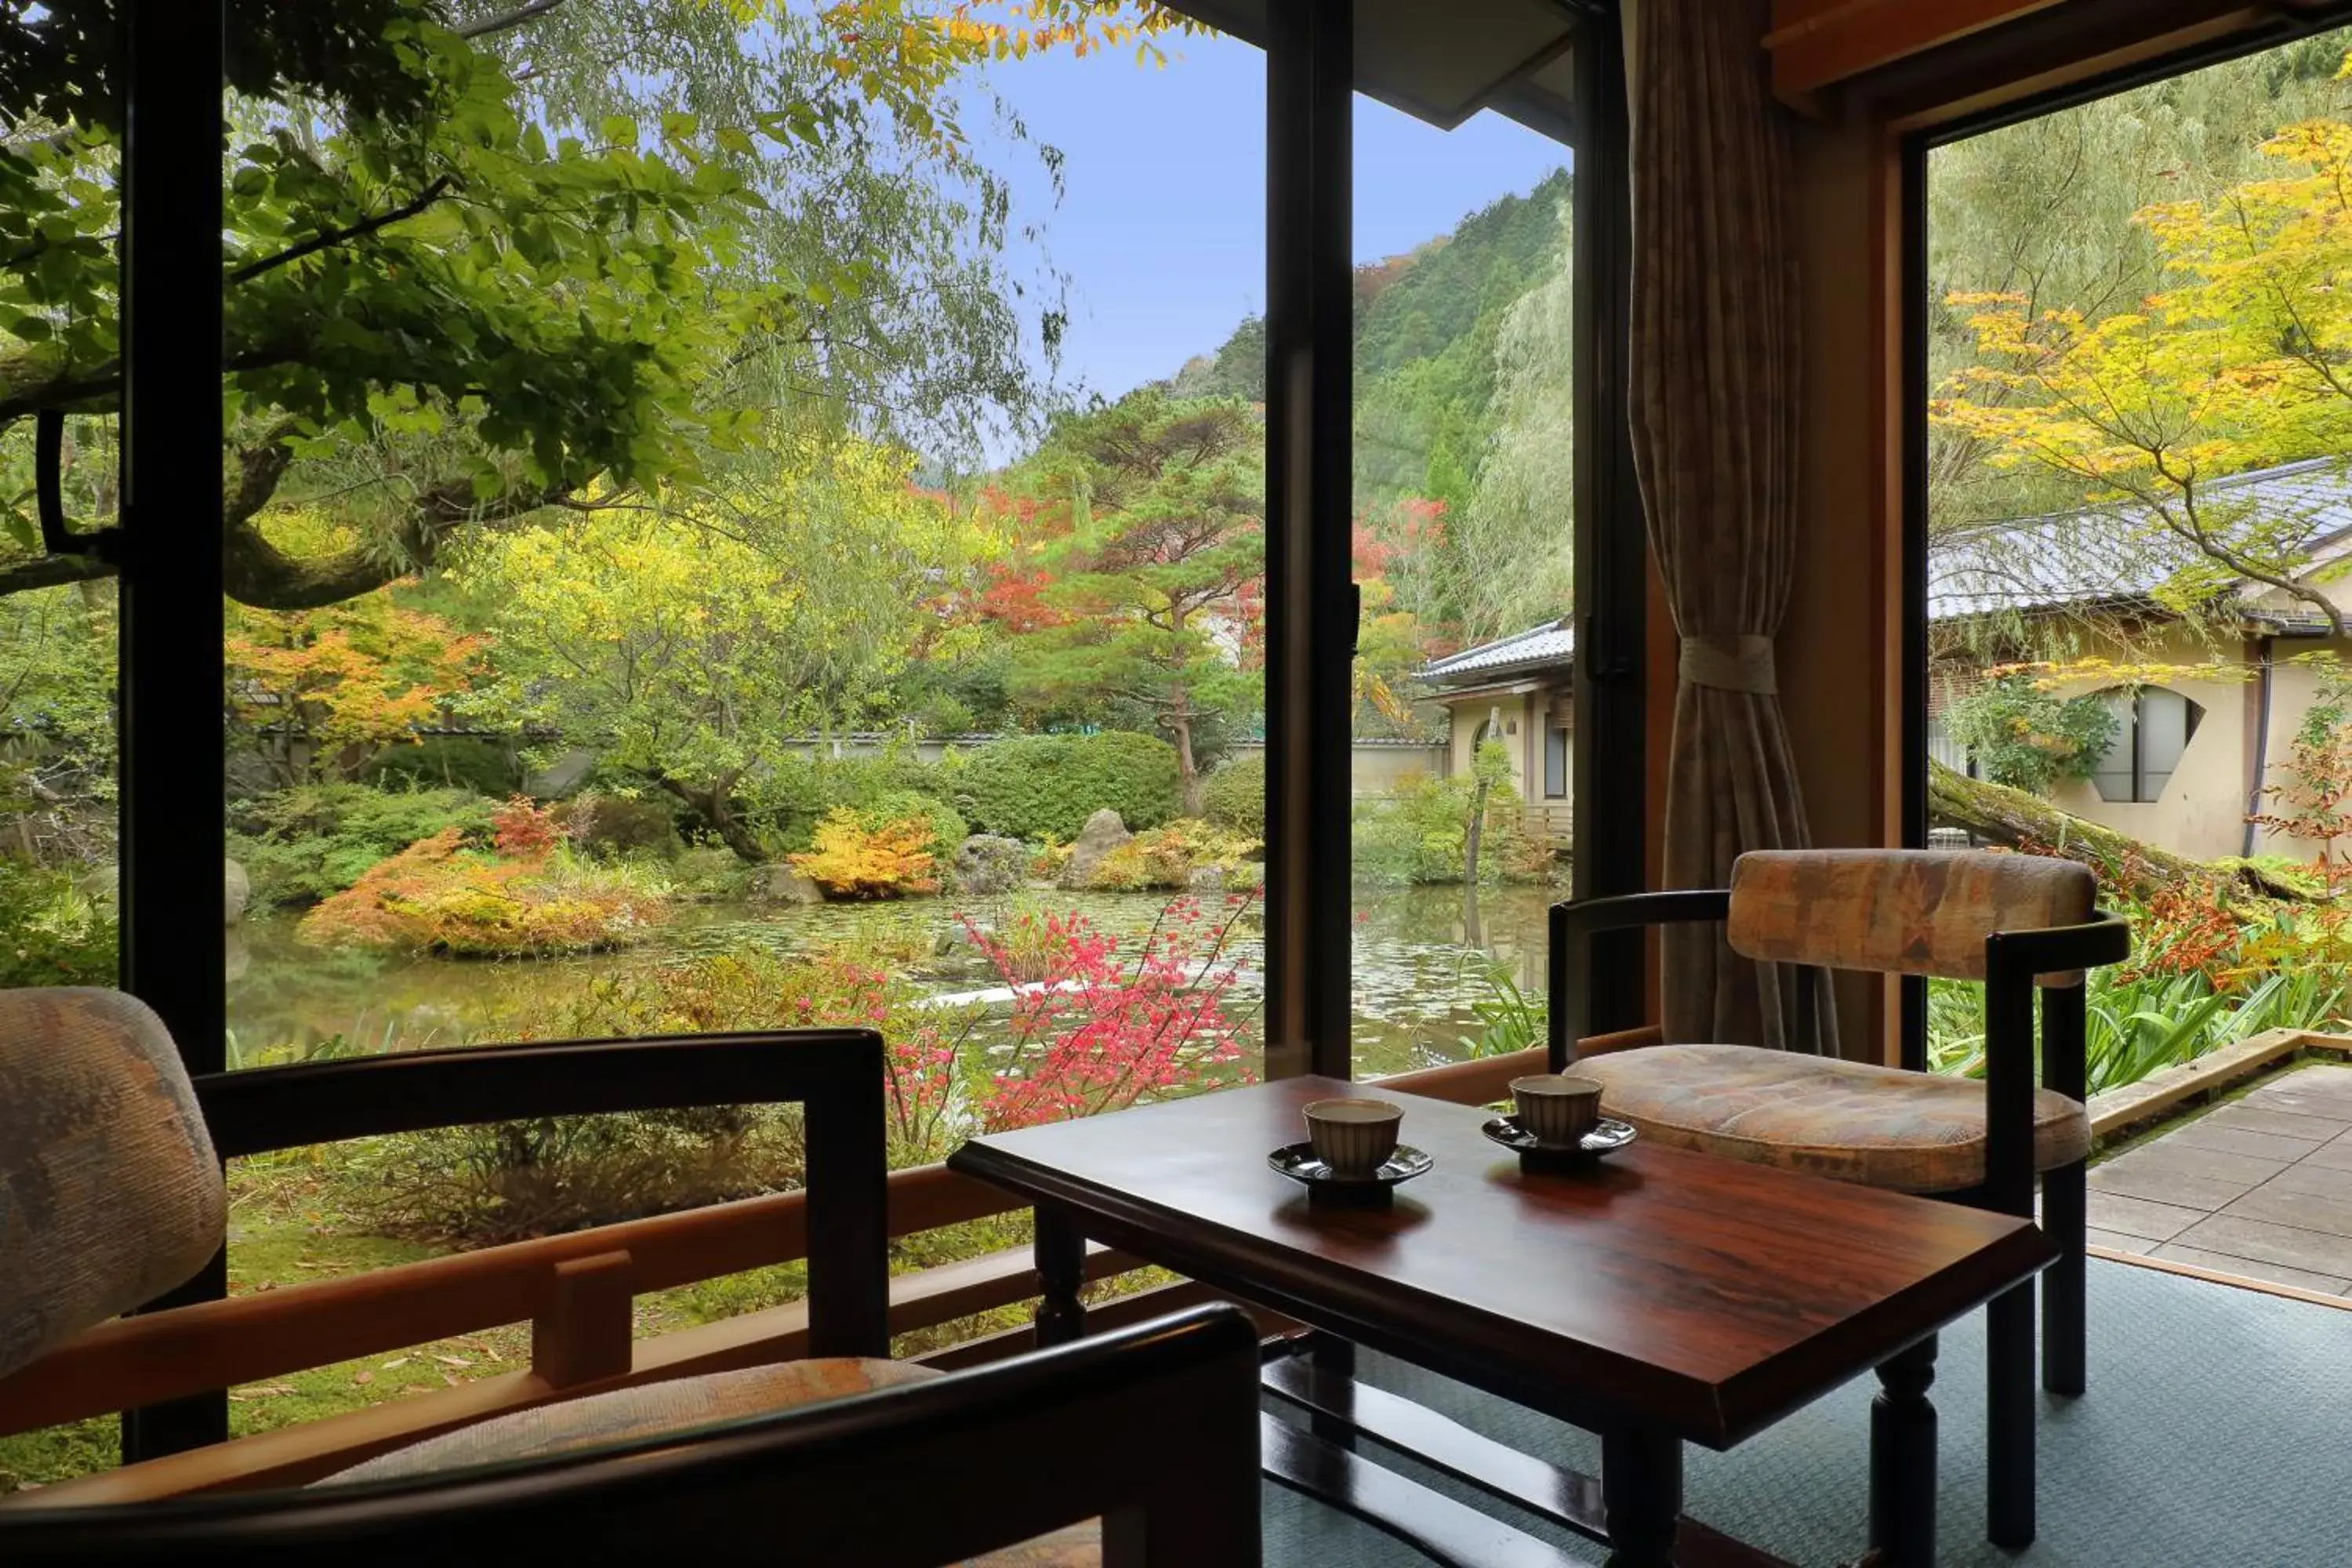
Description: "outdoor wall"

(1229, 738), (1450, 796)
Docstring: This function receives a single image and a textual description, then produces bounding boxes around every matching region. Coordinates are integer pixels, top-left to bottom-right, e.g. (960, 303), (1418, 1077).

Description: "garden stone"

(223, 858), (250, 925)
(1060, 809), (1132, 889)
(752, 864), (825, 906)
(1187, 863), (1227, 892)
(953, 834), (1029, 896)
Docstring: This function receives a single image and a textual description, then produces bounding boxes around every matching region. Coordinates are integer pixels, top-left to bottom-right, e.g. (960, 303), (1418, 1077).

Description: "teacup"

(1508, 1074), (1603, 1149)
(1302, 1098), (1403, 1177)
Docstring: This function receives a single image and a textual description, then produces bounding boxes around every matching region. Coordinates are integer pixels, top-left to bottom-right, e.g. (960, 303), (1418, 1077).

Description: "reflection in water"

(227, 883), (1558, 1078)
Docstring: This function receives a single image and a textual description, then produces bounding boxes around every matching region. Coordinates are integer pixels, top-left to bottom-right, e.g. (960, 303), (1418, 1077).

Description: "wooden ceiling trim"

(1765, 0), (2067, 100)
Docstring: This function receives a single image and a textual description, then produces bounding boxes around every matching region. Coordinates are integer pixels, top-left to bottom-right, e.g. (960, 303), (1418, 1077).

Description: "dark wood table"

(948, 1076), (2056, 1568)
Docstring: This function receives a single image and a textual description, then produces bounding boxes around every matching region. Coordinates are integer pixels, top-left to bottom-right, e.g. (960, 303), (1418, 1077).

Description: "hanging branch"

(227, 176), (456, 284)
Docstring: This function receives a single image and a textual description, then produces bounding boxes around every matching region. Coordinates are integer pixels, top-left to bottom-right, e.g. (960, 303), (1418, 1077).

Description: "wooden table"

(948, 1077), (2056, 1568)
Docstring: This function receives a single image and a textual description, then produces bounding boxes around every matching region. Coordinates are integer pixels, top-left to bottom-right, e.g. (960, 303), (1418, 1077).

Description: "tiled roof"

(1928, 456), (2352, 625)
(1417, 617), (1573, 684)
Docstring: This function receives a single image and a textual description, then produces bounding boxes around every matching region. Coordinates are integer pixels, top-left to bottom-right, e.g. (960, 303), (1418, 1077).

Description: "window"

(1544, 725), (1569, 799)
(2090, 686), (2201, 804)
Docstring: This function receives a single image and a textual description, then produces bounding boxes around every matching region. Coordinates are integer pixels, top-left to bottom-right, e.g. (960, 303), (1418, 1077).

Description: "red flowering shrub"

(959, 892), (1259, 1129)
(490, 795), (566, 858)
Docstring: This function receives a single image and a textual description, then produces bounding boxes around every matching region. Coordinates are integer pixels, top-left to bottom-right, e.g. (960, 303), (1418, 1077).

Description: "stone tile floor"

(2087, 1060), (2352, 1294)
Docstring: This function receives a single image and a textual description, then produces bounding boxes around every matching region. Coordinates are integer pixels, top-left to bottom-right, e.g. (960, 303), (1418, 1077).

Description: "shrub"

(1350, 771), (1532, 887)
(0, 857), (117, 988)
(562, 792), (683, 859)
(1200, 754), (1265, 838)
(955, 731), (1181, 841)
(227, 784), (496, 906)
(862, 790), (966, 858)
(361, 735), (518, 797)
(789, 808), (942, 899)
(1086, 818), (1261, 891)
(1943, 671), (2119, 795)
(297, 829), (670, 955)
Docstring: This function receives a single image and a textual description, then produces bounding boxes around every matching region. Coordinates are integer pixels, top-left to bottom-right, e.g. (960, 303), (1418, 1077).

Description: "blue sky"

(973, 27), (1572, 403)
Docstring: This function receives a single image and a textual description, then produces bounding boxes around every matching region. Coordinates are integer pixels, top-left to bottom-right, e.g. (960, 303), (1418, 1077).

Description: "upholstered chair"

(1549, 849), (2129, 1551)
(0, 988), (1261, 1566)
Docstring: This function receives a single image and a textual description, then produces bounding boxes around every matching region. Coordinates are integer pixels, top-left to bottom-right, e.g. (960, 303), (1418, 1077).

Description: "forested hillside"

(1165, 167), (1576, 644)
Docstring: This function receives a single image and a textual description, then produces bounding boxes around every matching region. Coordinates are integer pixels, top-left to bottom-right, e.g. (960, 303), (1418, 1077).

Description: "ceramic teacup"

(1508, 1074), (1603, 1149)
(1302, 1098), (1403, 1177)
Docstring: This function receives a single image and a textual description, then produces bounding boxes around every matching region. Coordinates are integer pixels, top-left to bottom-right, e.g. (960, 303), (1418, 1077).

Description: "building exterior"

(1414, 618), (1575, 840)
(1929, 456), (2352, 862)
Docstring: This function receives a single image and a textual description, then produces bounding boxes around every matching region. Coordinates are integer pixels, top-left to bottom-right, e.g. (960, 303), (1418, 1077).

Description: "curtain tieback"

(1679, 633), (1777, 695)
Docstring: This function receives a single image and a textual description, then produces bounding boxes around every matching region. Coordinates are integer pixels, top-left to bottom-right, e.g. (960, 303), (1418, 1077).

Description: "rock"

(1186, 863), (1227, 892)
(223, 858), (250, 925)
(1059, 808), (1132, 890)
(751, 864), (825, 906)
(953, 834), (1029, 896)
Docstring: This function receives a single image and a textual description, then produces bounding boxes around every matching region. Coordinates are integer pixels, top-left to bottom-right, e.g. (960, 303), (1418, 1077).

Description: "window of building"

(2090, 686), (2201, 804)
(1544, 725), (1569, 798)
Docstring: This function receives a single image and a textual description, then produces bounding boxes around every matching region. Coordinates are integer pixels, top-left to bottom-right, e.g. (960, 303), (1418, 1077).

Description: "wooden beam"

(532, 1252), (635, 1389)
(1766, 0), (2069, 98)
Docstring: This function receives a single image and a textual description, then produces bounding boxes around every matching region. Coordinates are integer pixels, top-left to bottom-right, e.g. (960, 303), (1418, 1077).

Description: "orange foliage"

(299, 829), (666, 956)
(789, 808), (941, 899)
(226, 599), (486, 768)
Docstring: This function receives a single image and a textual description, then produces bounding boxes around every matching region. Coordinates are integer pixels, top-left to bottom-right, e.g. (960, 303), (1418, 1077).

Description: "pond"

(227, 883), (1558, 1078)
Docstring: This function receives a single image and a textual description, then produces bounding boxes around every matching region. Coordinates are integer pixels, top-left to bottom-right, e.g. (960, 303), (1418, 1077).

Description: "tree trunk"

(1170, 704), (1202, 817)
(656, 771), (765, 863)
(1927, 759), (2306, 902)
(1463, 771), (1491, 888)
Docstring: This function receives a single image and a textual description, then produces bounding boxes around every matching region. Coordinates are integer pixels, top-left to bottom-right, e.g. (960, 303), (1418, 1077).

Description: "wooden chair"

(0, 988), (1263, 1566)
(1548, 850), (2129, 1551)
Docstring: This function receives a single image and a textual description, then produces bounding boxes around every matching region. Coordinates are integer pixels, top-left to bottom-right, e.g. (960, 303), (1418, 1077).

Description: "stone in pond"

(752, 864), (825, 906)
(953, 834), (1029, 896)
(1060, 809), (1132, 890)
(224, 858), (250, 925)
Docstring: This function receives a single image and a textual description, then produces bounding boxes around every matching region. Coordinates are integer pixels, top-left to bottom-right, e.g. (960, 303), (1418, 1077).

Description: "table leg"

(1310, 1334), (1358, 1450)
(1868, 1333), (1937, 1568)
(1033, 1204), (1086, 1347)
(1601, 1426), (1682, 1568)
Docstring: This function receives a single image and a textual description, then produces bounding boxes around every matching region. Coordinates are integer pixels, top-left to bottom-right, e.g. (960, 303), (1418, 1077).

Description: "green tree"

(999, 393), (1264, 813)
(455, 435), (980, 859)
(0, 0), (1123, 609)
(1942, 671), (2120, 796)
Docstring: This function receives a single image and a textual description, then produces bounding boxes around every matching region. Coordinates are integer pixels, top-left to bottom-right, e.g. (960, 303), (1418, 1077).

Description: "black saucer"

(1481, 1116), (1639, 1171)
(1268, 1142), (1433, 1206)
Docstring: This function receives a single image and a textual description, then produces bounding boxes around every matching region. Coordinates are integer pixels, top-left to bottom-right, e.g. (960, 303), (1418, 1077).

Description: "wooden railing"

(0, 1047), (1541, 1503)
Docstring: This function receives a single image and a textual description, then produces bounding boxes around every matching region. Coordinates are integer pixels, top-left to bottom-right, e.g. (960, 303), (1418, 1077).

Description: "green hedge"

(953, 731), (1182, 842)
(1200, 754), (1265, 837)
(361, 736), (519, 797)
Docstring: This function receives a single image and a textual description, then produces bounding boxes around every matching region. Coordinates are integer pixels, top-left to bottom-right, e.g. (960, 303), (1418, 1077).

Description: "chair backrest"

(0, 989), (224, 1382)
(1726, 848), (2098, 986)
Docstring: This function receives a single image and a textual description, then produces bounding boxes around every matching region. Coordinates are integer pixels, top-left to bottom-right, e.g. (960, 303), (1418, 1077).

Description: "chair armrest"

(1548, 890), (1730, 1069)
(194, 1030), (887, 1358)
(1981, 911), (2132, 1215)
(0, 1304), (1265, 1568)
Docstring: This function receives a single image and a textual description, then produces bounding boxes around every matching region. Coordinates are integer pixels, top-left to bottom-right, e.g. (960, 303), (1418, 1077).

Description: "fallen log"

(1926, 759), (2309, 902)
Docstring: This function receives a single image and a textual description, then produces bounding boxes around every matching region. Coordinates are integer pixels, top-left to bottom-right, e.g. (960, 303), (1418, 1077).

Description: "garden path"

(2084, 1063), (2352, 1294)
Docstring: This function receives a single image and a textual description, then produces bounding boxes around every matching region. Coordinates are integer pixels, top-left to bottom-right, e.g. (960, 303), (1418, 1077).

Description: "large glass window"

(1346, 88), (1573, 1077)
(1919, 25), (2352, 1088)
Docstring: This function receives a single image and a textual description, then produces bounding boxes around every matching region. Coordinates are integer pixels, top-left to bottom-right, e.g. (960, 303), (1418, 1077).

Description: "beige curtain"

(1626, 0), (1838, 1054)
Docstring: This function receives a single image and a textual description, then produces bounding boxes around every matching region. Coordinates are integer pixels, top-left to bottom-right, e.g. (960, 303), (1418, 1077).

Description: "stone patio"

(2087, 1061), (2352, 1294)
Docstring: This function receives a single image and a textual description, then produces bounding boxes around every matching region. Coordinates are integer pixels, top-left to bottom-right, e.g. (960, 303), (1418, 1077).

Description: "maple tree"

(226, 593), (487, 783)
(1933, 64), (2352, 635)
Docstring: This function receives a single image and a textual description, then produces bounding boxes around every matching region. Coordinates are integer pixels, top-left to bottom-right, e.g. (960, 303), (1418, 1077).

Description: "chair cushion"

(319, 1358), (1098, 1566)
(1581, 1043), (2089, 1192)
(0, 988), (225, 1381)
(1728, 849), (2099, 985)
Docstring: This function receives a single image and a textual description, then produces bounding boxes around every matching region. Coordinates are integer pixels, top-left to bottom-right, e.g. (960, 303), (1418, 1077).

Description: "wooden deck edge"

(2086, 1030), (2352, 1145)
(2091, 1245), (2352, 1315)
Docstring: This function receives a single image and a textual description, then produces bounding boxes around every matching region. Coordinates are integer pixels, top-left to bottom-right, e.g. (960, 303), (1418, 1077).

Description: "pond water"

(227, 884), (1557, 1078)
